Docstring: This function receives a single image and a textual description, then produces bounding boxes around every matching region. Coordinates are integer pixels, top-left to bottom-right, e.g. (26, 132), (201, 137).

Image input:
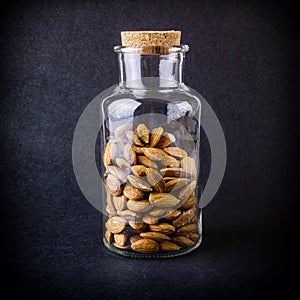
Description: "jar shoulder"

(100, 84), (202, 108)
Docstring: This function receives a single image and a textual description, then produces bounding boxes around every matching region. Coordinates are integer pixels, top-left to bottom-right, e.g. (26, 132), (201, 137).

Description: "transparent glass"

(100, 45), (202, 258)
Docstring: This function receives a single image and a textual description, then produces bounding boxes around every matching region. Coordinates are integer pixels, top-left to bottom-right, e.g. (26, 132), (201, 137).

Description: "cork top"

(121, 31), (181, 47)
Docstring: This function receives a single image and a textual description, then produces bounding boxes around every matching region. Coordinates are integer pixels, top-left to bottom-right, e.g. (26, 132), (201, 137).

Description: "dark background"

(0, 0), (298, 299)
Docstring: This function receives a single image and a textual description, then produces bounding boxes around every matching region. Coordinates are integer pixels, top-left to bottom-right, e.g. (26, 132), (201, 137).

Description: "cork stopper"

(121, 31), (181, 54)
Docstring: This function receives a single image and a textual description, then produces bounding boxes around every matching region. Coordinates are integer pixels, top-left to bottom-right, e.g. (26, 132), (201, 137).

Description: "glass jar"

(100, 33), (203, 258)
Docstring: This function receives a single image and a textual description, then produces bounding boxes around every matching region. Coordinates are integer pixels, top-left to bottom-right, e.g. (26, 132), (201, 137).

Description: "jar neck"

(117, 52), (185, 89)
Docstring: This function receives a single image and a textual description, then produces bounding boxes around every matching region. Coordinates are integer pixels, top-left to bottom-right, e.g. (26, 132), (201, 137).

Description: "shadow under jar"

(100, 32), (202, 258)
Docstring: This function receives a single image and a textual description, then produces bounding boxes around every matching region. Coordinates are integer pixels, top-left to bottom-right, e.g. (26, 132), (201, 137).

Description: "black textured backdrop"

(0, 0), (298, 299)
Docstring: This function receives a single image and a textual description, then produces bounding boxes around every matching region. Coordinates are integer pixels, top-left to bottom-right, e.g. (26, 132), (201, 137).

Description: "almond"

(140, 232), (171, 241)
(105, 230), (114, 243)
(126, 130), (144, 146)
(137, 156), (158, 169)
(149, 223), (176, 234)
(149, 193), (180, 208)
(105, 174), (122, 196)
(116, 209), (138, 218)
(149, 127), (163, 147)
(162, 155), (180, 168)
(130, 235), (142, 244)
(156, 132), (176, 148)
(115, 157), (131, 171)
(114, 122), (133, 139)
(181, 156), (197, 178)
(180, 195), (197, 210)
(142, 148), (166, 161)
(172, 236), (195, 247)
(132, 145), (145, 154)
(163, 147), (187, 158)
(165, 178), (191, 192)
(148, 207), (167, 217)
(142, 214), (159, 225)
(103, 140), (118, 166)
(129, 221), (147, 232)
(136, 124), (150, 144)
(176, 233), (199, 242)
(127, 200), (151, 212)
(159, 241), (180, 251)
(106, 165), (127, 182)
(106, 193), (116, 214)
(178, 180), (197, 200)
(163, 210), (182, 220)
(113, 195), (127, 211)
(131, 239), (159, 254)
(172, 208), (196, 228)
(114, 232), (128, 246)
(146, 168), (165, 192)
(123, 143), (137, 165)
(105, 216), (126, 234)
(106, 204), (116, 216)
(127, 175), (152, 192)
(131, 165), (148, 176)
(176, 223), (197, 234)
(163, 177), (178, 182)
(160, 168), (190, 178)
(123, 183), (144, 200)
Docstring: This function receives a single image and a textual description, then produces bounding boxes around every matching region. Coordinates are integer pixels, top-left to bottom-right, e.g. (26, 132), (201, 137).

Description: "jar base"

(103, 234), (202, 259)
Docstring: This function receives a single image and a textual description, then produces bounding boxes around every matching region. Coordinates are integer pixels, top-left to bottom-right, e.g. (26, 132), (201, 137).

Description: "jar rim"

(114, 44), (189, 54)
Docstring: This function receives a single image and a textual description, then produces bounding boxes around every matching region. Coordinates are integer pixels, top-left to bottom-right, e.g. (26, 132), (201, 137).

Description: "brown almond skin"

(140, 232), (171, 241)
(172, 236), (195, 247)
(156, 133), (176, 148)
(105, 230), (114, 244)
(130, 235), (142, 244)
(149, 127), (164, 147)
(142, 147), (166, 161)
(131, 165), (148, 176)
(113, 195), (127, 211)
(136, 124), (150, 144)
(146, 168), (165, 192)
(129, 221), (147, 232)
(159, 241), (180, 251)
(142, 215), (159, 225)
(160, 168), (186, 178)
(123, 184), (144, 200)
(123, 143), (137, 165)
(127, 175), (152, 192)
(180, 195), (197, 210)
(178, 180), (197, 200)
(181, 156), (197, 178)
(114, 122), (133, 139)
(131, 239), (159, 254)
(105, 174), (123, 196)
(163, 147), (187, 158)
(165, 178), (191, 192)
(172, 208), (196, 228)
(176, 223), (197, 234)
(149, 193), (180, 208)
(163, 210), (182, 220)
(137, 156), (158, 169)
(162, 155), (180, 168)
(127, 200), (151, 213)
(105, 216), (126, 234)
(106, 165), (128, 182)
(149, 223), (176, 234)
(115, 157), (131, 171)
(114, 232), (128, 246)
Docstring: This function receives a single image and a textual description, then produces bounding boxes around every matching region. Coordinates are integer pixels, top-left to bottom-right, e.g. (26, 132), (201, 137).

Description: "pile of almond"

(103, 122), (199, 254)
